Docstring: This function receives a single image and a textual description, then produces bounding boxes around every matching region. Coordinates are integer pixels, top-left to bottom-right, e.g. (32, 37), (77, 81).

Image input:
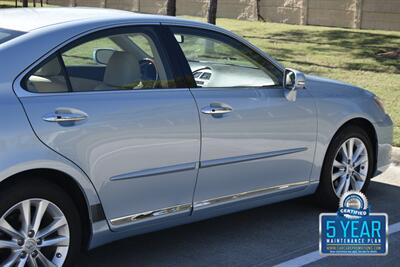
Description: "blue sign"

(319, 191), (388, 256)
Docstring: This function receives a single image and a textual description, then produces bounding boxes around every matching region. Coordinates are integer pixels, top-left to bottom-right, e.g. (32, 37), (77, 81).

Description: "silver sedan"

(0, 7), (393, 266)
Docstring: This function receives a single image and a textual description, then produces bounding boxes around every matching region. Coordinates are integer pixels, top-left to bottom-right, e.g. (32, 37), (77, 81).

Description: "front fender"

(305, 76), (387, 183)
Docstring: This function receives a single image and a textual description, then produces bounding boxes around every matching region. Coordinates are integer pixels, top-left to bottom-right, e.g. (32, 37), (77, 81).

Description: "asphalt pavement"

(77, 154), (400, 267)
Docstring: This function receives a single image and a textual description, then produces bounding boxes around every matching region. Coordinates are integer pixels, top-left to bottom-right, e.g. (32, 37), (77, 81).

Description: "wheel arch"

(0, 168), (100, 250)
(329, 117), (378, 174)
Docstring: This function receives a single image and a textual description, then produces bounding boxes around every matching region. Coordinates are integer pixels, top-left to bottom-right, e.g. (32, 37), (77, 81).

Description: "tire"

(315, 125), (374, 210)
(0, 178), (81, 267)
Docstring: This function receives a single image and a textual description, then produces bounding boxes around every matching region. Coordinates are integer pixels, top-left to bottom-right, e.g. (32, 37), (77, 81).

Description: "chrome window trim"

(14, 87), (193, 99)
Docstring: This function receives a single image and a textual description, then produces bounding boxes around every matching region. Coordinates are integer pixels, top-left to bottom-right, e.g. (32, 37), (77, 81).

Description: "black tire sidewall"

(0, 179), (81, 267)
(316, 125), (374, 209)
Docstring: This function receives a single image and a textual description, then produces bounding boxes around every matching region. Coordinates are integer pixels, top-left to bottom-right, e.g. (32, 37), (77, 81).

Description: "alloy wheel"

(0, 198), (70, 267)
(331, 137), (369, 197)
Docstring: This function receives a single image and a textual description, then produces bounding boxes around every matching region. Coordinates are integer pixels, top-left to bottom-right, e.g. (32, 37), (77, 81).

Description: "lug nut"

(17, 239), (24, 246)
(31, 250), (38, 258)
(20, 251), (27, 259)
(27, 230), (35, 238)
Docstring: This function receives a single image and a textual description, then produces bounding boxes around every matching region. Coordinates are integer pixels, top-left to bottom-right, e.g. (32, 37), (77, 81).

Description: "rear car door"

(14, 26), (201, 230)
(168, 26), (317, 211)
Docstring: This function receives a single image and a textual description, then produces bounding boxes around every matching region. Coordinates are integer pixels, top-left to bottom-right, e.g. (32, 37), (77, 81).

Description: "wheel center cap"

(346, 165), (354, 174)
(24, 239), (37, 254)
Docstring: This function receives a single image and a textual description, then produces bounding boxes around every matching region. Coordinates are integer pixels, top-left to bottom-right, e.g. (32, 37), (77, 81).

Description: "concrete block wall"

(176, 0), (208, 17)
(106, 0), (139, 11)
(47, 0), (400, 31)
(217, 0), (257, 20)
(361, 0), (400, 31)
(48, 0), (73, 6)
(139, 0), (166, 14)
(259, 0), (303, 24)
(75, 0), (105, 7)
(307, 0), (357, 28)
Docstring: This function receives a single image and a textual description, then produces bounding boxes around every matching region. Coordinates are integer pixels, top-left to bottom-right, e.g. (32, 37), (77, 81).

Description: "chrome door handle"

(201, 105), (233, 115)
(43, 112), (88, 123)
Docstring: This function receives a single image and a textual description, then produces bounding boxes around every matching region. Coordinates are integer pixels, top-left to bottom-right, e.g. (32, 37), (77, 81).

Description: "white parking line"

(272, 251), (326, 267)
(389, 221), (400, 234)
(273, 222), (400, 267)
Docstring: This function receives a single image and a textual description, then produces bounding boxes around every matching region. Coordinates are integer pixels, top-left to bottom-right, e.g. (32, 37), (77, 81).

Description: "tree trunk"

(68, 0), (77, 7)
(256, 0), (265, 22)
(207, 0), (218, 25)
(166, 0), (176, 16)
(22, 0), (28, 7)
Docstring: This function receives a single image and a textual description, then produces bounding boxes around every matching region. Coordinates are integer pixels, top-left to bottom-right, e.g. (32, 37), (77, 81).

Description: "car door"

(14, 26), (201, 230)
(168, 26), (317, 210)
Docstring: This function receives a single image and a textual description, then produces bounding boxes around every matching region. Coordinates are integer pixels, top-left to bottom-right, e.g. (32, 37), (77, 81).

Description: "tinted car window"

(171, 27), (282, 88)
(25, 56), (70, 93)
(0, 28), (24, 45)
(62, 37), (122, 66)
(23, 27), (176, 93)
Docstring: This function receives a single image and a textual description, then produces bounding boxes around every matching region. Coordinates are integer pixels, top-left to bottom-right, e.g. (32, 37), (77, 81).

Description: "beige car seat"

(96, 51), (142, 90)
(27, 57), (69, 93)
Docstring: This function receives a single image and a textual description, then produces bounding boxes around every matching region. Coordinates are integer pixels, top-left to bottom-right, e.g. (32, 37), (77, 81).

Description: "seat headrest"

(103, 51), (141, 88)
(36, 57), (62, 77)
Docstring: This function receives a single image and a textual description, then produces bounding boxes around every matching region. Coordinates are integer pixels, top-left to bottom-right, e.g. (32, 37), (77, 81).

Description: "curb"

(392, 147), (400, 165)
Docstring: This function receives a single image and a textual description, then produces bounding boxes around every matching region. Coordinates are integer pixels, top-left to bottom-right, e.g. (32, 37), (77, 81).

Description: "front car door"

(167, 26), (317, 211)
(14, 26), (200, 230)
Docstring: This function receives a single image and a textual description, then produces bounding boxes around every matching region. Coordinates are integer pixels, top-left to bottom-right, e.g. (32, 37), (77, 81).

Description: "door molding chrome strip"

(110, 162), (197, 181)
(193, 181), (309, 208)
(110, 203), (192, 226)
(200, 147), (307, 168)
(110, 181), (310, 227)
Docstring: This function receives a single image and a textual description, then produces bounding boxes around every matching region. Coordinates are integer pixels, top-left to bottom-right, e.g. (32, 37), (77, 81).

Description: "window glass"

(24, 28), (175, 93)
(25, 56), (70, 93)
(62, 37), (122, 66)
(128, 34), (154, 57)
(171, 27), (282, 88)
(179, 35), (253, 68)
(0, 28), (24, 45)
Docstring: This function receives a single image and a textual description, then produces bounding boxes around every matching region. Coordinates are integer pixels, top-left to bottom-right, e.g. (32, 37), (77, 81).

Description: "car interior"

(173, 32), (279, 88)
(189, 61), (276, 87)
(25, 32), (168, 93)
(24, 30), (280, 93)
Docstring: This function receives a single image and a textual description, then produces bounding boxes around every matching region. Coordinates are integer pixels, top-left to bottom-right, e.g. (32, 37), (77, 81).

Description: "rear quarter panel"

(0, 79), (100, 203)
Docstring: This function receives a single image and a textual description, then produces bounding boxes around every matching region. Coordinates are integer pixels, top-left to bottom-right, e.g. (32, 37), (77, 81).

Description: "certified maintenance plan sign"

(320, 191), (388, 255)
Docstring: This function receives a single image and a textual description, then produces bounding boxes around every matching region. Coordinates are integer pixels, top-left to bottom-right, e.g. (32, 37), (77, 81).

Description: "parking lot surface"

(78, 164), (400, 267)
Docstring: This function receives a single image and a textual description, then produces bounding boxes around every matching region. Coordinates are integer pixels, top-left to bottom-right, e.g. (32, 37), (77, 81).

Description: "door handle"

(43, 112), (88, 123)
(201, 105), (233, 115)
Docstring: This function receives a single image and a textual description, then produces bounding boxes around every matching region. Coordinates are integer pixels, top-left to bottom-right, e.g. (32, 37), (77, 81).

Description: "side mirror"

(283, 68), (306, 102)
(93, 48), (115, 65)
(174, 34), (184, 43)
